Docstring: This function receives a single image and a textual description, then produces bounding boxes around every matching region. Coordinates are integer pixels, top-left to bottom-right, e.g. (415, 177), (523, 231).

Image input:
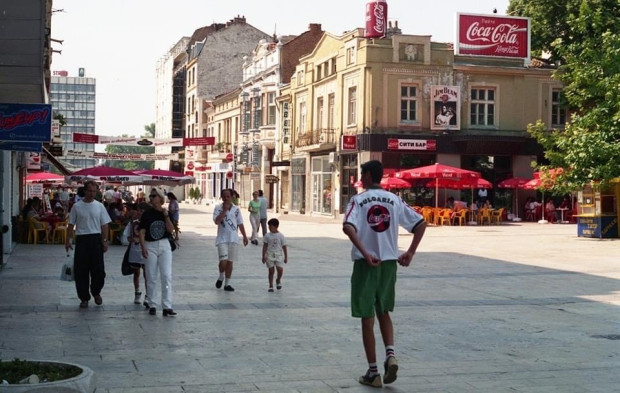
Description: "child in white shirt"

(262, 218), (288, 292)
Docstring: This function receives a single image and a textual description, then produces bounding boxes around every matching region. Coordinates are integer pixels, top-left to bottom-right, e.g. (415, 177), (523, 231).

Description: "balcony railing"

(295, 128), (336, 148)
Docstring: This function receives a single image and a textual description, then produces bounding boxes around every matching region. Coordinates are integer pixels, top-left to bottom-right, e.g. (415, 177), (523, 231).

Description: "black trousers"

(74, 234), (106, 302)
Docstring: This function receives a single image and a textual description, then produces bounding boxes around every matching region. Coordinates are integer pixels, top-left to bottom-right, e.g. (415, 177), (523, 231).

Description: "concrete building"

(0, 0), (53, 261)
(286, 24), (561, 218)
(49, 72), (96, 169)
(177, 17), (272, 200)
(155, 37), (190, 173)
(238, 23), (324, 211)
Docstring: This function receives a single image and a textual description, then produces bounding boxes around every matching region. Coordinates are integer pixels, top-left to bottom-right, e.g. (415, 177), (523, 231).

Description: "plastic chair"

(52, 220), (68, 244)
(108, 223), (124, 244)
(28, 218), (48, 244)
(491, 208), (505, 224)
(452, 209), (467, 226)
(478, 209), (491, 225)
(421, 207), (434, 224)
(435, 209), (452, 226)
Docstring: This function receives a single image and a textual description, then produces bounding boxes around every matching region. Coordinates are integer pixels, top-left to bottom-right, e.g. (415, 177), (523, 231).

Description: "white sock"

(225, 278), (231, 286)
(218, 272), (225, 281)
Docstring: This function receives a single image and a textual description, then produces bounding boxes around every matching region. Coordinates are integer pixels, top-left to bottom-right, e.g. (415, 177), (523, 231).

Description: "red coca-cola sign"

(456, 13), (530, 59)
(364, 0), (388, 39)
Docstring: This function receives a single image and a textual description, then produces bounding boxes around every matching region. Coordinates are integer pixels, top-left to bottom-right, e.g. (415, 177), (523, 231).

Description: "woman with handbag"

(139, 188), (177, 317)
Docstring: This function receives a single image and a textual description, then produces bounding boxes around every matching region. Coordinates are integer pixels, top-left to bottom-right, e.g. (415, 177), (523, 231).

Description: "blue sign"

(0, 103), (52, 142)
(0, 141), (43, 152)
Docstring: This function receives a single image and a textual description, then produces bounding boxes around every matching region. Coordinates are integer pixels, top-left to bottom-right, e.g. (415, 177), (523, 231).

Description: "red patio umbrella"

(66, 166), (145, 184)
(129, 169), (196, 186)
(25, 172), (65, 183)
(396, 163), (481, 206)
(380, 177), (412, 190)
(497, 177), (532, 220)
(522, 177), (556, 223)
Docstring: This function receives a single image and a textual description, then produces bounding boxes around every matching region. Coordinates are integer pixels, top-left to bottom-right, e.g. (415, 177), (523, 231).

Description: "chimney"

(308, 23), (322, 32)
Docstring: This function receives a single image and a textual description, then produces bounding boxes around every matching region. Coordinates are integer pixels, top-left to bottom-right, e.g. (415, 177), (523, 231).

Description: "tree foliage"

(509, 0), (620, 189)
(104, 123), (156, 170)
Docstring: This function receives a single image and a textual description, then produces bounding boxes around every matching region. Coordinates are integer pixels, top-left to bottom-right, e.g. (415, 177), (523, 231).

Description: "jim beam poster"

(431, 85), (460, 131)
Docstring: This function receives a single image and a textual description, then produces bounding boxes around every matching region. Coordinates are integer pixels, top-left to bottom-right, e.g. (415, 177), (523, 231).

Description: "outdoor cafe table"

(557, 207), (569, 224)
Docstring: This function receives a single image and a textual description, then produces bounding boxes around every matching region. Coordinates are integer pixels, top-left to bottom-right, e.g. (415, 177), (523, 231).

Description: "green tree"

(104, 123), (156, 170)
(510, 0), (620, 190)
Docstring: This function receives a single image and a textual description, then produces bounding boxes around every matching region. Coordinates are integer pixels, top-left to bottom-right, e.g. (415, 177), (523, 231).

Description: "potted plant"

(0, 358), (95, 392)
(188, 187), (196, 204)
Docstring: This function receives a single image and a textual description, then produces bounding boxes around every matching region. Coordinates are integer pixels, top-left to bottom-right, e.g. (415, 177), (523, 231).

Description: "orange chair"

(478, 208), (491, 225)
(421, 207), (434, 224)
(452, 209), (467, 226)
(491, 208), (505, 224)
(52, 220), (68, 244)
(434, 209), (452, 226)
(28, 218), (48, 244)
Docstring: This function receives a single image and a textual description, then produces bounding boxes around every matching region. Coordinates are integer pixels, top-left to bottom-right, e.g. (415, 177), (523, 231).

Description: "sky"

(51, 0), (510, 138)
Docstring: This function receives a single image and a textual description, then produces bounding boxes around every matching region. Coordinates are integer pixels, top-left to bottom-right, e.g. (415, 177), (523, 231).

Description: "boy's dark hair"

(267, 218), (279, 228)
(360, 160), (383, 184)
(258, 189), (264, 197)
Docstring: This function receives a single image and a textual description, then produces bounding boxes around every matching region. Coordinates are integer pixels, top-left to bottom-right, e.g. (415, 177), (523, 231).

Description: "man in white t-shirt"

(213, 188), (249, 291)
(343, 160), (426, 388)
(65, 180), (112, 309)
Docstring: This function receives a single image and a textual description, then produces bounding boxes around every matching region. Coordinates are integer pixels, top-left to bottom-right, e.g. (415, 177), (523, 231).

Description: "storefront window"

(311, 156), (332, 214)
(291, 158), (306, 212)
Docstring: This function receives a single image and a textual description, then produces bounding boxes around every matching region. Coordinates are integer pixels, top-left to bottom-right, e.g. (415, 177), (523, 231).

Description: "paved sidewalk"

(1, 203), (619, 392)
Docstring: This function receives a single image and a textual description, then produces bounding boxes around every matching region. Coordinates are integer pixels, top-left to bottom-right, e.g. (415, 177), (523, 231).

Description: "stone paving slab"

(0, 203), (619, 392)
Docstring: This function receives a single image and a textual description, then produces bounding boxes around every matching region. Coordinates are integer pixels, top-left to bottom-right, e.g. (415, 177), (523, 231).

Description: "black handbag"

(168, 237), (178, 252)
(121, 246), (133, 275)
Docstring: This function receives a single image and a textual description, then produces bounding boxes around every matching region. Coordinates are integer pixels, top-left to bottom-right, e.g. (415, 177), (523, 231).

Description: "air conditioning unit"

(328, 151), (337, 164)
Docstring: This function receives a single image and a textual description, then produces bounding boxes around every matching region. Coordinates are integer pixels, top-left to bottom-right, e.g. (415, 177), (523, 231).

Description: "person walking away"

(123, 202), (150, 305)
(65, 180), (112, 308)
(248, 191), (261, 245)
(213, 188), (249, 292)
(343, 160), (426, 387)
(258, 189), (268, 237)
(166, 192), (180, 240)
(262, 218), (287, 292)
(139, 188), (177, 317)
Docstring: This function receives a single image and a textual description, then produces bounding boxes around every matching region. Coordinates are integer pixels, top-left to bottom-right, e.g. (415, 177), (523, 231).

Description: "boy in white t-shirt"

(261, 218), (288, 292)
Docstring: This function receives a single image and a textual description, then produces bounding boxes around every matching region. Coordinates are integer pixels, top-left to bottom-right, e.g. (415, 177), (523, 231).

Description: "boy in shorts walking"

(343, 160), (426, 387)
(261, 218), (287, 292)
(213, 188), (249, 291)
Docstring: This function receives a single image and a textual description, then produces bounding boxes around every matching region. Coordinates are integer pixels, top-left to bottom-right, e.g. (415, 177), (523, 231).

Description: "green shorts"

(350, 259), (397, 318)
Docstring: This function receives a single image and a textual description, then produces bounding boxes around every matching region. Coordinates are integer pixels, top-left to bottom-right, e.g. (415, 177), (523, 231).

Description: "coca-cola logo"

(367, 205), (390, 232)
(458, 15), (529, 58)
(387, 139), (399, 150)
(373, 3), (385, 34)
(465, 22), (521, 45)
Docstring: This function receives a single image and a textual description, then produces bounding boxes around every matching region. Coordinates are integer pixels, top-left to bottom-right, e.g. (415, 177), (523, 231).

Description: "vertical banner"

(431, 86), (460, 131)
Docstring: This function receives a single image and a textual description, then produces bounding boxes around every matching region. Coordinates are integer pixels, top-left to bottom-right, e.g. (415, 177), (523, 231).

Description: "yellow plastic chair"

(52, 220), (68, 244)
(491, 208), (505, 224)
(108, 223), (124, 244)
(452, 209), (467, 226)
(28, 218), (48, 244)
(478, 208), (491, 225)
(435, 209), (452, 226)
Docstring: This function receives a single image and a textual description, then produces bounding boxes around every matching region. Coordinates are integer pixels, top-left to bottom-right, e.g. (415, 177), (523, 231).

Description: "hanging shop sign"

(72, 133), (215, 147)
(0, 103), (52, 142)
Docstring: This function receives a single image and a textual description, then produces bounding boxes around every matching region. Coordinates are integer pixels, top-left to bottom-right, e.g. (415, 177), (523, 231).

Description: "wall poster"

(431, 85), (460, 131)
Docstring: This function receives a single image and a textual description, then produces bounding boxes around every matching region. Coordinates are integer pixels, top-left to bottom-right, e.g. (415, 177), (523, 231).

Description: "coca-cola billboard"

(364, 0), (388, 39)
(456, 13), (530, 60)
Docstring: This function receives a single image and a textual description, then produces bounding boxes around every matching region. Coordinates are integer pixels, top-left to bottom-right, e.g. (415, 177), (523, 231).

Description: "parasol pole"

(538, 190), (548, 224)
(468, 187), (478, 225)
(435, 178), (439, 208)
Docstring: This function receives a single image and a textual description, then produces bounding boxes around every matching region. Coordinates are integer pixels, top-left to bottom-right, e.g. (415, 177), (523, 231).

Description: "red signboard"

(456, 13), (530, 60)
(387, 138), (436, 151)
(341, 135), (357, 150)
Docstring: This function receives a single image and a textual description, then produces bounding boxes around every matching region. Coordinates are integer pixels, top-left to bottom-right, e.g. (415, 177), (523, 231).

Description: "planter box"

(0, 360), (95, 392)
